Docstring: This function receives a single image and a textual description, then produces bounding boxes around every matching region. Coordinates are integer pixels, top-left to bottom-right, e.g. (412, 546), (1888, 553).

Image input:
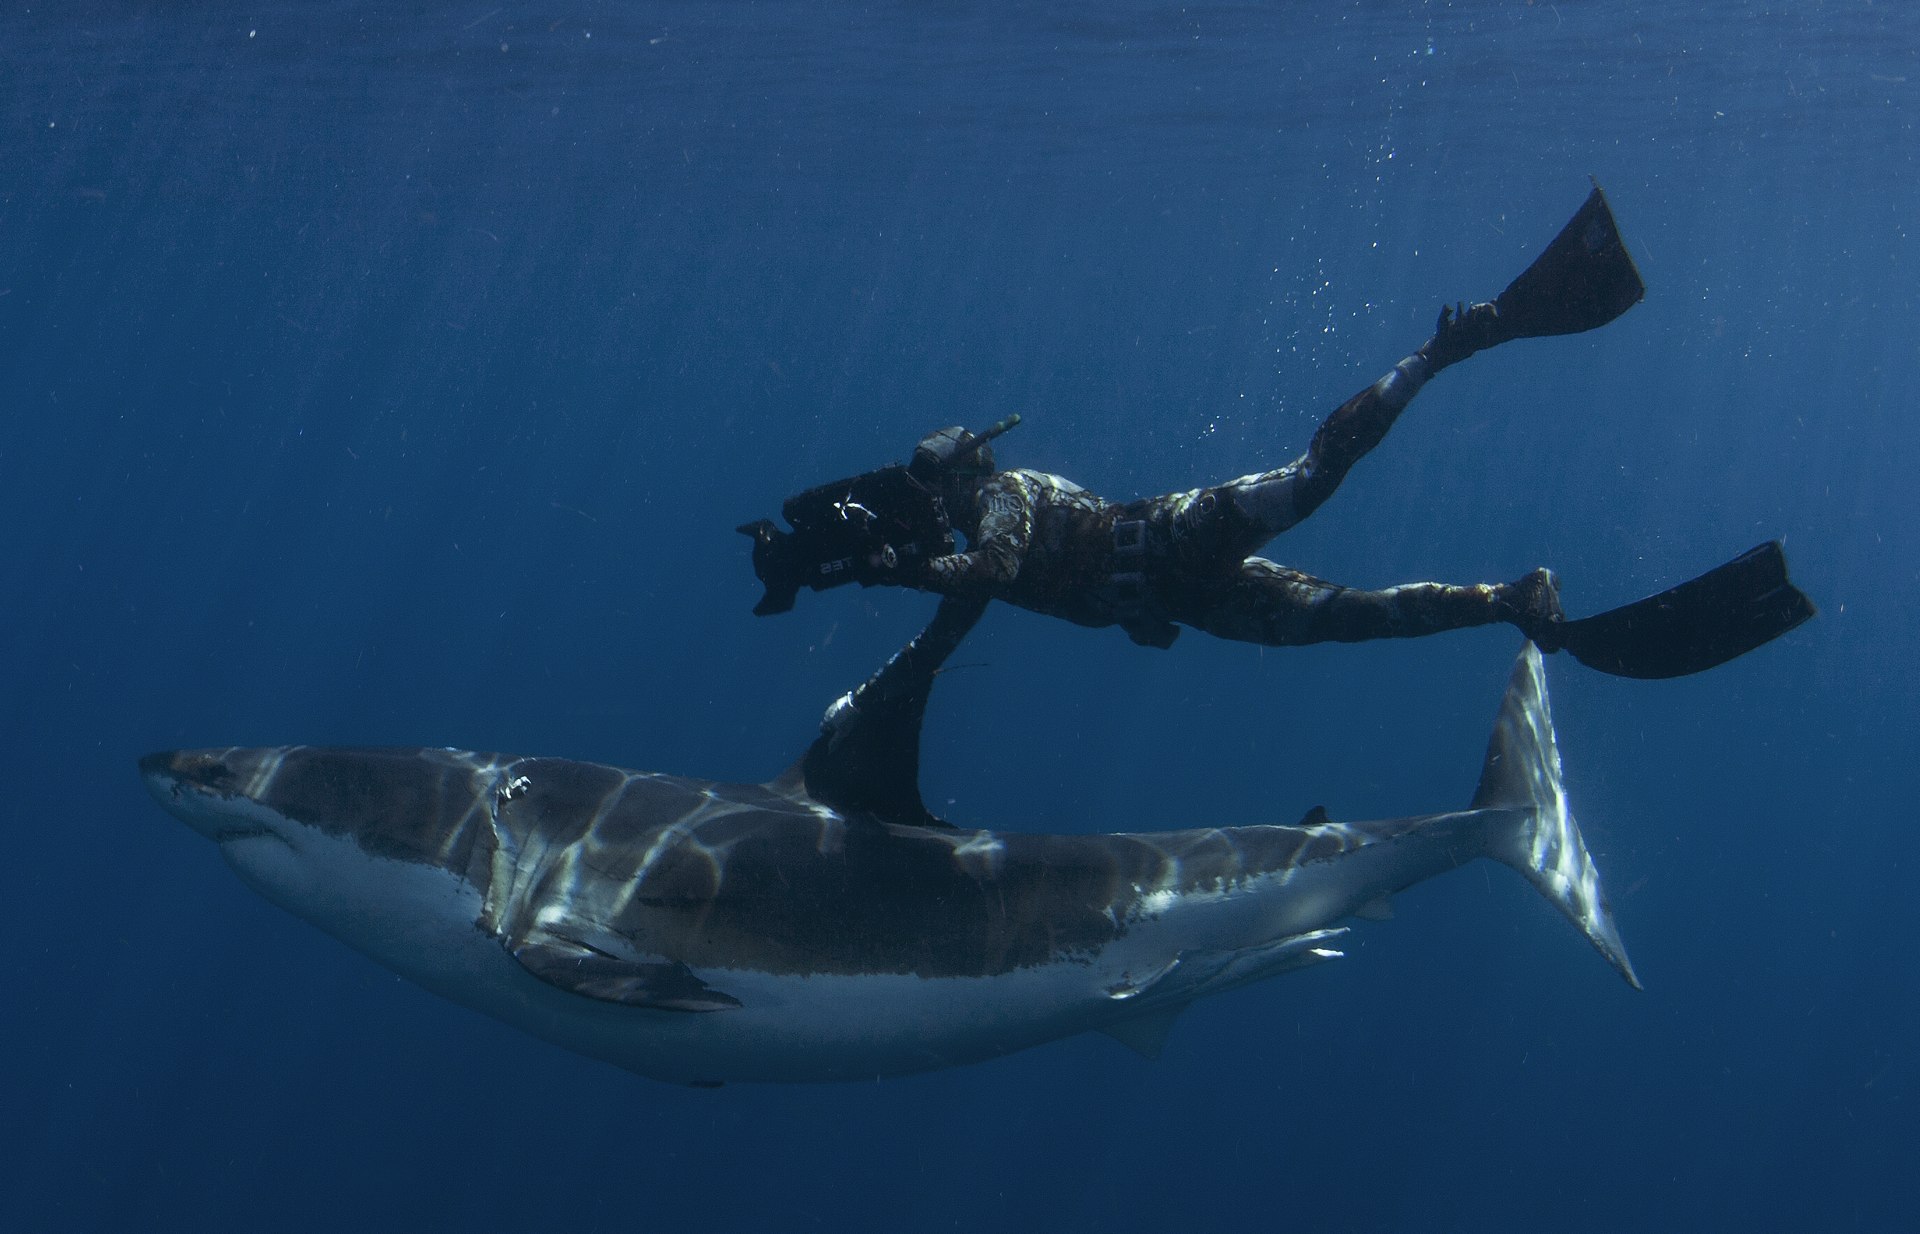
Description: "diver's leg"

(1185, 558), (1565, 648)
(1210, 189), (1646, 557)
(1199, 305), (1509, 559)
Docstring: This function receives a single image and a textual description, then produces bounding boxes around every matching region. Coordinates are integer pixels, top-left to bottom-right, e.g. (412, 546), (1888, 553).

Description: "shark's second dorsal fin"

(780, 595), (988, 829)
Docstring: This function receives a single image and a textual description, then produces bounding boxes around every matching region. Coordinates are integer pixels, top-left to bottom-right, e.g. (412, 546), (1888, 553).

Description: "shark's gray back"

(250, 746), (1403, 981)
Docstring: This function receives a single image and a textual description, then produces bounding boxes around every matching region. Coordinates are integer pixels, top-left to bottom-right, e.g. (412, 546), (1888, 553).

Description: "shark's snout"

(139, 745), (484, 858)
(140, 748), (282, 843)
(140, 749), (234, 795)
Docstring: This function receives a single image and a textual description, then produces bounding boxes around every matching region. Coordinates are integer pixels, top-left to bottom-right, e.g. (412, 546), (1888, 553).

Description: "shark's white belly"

(218, 822), (1138, 1084)
(212, 793), (1469, 1084)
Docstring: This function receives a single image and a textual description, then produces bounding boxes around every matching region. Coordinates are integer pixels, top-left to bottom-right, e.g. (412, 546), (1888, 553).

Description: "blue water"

(4, 2), (1912, 1229)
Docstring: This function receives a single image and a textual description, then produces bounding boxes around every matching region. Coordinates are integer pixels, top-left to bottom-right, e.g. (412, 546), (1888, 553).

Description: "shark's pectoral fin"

(509, 938), (742, 1012)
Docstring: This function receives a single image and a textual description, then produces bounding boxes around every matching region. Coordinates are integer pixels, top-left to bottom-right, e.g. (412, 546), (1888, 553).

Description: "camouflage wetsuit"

(910, 316), (1563, 651)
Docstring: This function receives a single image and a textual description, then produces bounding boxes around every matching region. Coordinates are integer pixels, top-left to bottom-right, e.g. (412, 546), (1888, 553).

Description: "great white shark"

(140, 597), (1637, 1086)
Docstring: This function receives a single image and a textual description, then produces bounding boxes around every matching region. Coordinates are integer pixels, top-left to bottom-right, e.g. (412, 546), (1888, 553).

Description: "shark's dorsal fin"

(783, 595), (988, 828)
(1297, 804), (1332, 828)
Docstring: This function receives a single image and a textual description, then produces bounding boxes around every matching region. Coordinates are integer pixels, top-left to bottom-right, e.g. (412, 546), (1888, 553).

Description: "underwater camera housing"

(738, 465), (954, 616)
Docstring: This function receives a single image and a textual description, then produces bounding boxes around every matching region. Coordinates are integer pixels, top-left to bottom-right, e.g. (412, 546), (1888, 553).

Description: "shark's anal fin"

(785, 594), (989, 827)
(509, 939), (742, 1012)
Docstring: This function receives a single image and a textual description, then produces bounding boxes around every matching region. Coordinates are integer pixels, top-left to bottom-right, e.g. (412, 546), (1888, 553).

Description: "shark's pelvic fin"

(1099, 1006), (1188, 1059)
(1352, 895), (1395, 922)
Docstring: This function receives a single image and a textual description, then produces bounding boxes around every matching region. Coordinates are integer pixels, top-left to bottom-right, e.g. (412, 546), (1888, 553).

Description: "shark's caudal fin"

(1474, 644), (1641, 988)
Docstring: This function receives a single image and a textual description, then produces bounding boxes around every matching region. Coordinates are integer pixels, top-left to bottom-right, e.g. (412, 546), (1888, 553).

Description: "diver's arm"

(916, 474), (1033, 594)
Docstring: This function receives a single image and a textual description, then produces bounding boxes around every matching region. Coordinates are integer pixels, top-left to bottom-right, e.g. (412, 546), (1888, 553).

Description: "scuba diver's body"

(904, 310), (1561, 651)
(745, 186), (1814, 679)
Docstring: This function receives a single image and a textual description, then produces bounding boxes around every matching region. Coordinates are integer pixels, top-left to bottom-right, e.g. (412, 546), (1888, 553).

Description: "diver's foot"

(1497, 567), (1566, 653)
(1419, 301), (1510, 372)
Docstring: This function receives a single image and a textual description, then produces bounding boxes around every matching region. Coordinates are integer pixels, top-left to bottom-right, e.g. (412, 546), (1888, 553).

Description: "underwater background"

(3, 2), (1912, 1230)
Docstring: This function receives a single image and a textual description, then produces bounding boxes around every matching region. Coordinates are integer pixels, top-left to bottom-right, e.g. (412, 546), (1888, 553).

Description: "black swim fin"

(1492, 181), (1646, 340)
(1555, 542), (1815, 679)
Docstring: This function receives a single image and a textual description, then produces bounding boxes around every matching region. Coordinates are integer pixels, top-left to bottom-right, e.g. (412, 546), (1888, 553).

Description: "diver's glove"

(1419, 301), (1507, 373)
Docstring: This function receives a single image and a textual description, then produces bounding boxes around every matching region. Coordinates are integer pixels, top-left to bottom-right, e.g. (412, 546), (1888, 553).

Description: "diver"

(742, 186), (1813, 678)
(897, 304), (1563, 654)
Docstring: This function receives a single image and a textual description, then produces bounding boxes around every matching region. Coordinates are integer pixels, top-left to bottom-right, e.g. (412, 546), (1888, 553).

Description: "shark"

(139, 597), (1637, 1086)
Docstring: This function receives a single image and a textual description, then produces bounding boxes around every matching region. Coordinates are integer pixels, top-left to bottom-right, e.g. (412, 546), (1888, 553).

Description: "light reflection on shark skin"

(139, 642), (1635, 1087)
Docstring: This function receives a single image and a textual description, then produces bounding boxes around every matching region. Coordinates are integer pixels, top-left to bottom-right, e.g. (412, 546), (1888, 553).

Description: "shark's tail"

(1474, 644), (1641, 988)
